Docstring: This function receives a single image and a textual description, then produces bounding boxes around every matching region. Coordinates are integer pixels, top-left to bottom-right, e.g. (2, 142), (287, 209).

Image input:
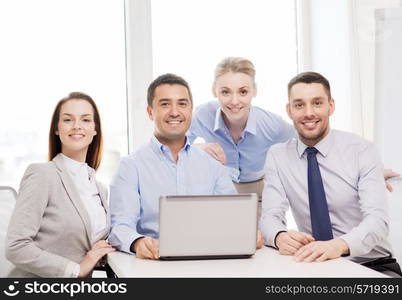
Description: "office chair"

(94, 260), (116, 278)
(0, 186), (17, 277)
(388, 179), (402, 264)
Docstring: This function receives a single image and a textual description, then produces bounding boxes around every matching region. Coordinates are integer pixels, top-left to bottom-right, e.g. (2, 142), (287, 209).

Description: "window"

(150, 0), (298, 229)
(0, 0), (127, 189)
(151, 0), (297, 119)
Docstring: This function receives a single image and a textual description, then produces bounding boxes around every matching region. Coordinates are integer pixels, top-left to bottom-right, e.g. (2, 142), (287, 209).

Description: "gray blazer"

(5, 154), (110, 277)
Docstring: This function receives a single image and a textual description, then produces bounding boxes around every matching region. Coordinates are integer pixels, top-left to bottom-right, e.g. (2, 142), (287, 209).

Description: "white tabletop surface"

(107, 246), (387, 278)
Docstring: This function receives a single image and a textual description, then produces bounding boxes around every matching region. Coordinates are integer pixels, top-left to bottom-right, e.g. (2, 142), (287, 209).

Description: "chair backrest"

(0, 186), (17, 277)
(388, 179), (402, 264)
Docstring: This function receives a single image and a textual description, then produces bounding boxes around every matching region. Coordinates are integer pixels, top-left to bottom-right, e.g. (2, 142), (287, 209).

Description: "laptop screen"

(158, 194), (258, 259)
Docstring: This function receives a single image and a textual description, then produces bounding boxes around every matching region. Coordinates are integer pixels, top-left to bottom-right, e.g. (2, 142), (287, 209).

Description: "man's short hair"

(147, 73), (193, 107)
(287, 72), (331, 99)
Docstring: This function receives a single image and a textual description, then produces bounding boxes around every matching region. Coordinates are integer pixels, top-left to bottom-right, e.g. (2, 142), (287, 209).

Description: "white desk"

(107, 246), (386, 278)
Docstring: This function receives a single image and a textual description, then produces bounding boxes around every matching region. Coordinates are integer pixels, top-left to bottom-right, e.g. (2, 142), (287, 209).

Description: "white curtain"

(349, 0), (401, 141)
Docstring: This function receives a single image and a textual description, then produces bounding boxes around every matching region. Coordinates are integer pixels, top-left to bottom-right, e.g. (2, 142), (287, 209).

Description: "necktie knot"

(306, 147), (318, 156)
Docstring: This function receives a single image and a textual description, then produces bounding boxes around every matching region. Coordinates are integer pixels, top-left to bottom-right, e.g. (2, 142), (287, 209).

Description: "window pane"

(151, 0), (297, 229)
(0, 0), (127, 189)
(151, 0), (297, 119)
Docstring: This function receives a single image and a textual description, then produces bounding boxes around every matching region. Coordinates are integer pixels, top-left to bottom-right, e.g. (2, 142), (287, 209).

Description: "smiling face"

(147, 83), (192, 146)
(213, 71), (256, 124)
(287, 82), (334, 147)
(56, 99), (97, 160)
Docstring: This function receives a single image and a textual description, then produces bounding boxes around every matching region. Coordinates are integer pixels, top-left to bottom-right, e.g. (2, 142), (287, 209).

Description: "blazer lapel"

(53, 154), (93, 247)
(96, 180), (111, 236)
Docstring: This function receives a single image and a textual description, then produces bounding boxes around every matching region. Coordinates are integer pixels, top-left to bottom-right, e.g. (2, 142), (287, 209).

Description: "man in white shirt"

(260, 72), (401, 277)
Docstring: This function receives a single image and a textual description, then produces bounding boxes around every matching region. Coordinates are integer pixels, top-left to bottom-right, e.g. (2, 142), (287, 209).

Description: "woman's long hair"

(48, 92), (103, 170)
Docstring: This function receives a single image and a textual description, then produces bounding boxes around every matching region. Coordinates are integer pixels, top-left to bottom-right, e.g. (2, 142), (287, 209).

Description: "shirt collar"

(244, 107), (257, 135)
(213, 107), (226, 132)
(150, 135), (191, 154)
(213, 106), (256, 136)
(59, 153), (91, 177)
(296, 129), (334, 158)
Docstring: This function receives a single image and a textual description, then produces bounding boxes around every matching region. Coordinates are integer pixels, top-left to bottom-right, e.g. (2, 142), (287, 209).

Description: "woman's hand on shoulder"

(195, 143), (227, 164)
(383, 168), (400, 192)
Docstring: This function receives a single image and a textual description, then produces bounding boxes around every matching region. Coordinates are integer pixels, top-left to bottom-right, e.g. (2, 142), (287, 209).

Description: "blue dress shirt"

(109, 136), (237, 254)
(187, 101), (295, 182)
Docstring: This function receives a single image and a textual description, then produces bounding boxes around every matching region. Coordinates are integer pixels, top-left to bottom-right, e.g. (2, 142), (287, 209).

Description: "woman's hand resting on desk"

(79, 240), (115, 277)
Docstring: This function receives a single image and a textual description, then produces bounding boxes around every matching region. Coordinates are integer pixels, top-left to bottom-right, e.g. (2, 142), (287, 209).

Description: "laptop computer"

(158, 193), (258, 260)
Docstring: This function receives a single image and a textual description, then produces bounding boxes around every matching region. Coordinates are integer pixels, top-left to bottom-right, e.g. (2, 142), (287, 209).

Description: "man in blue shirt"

(108, 74), (237, 260)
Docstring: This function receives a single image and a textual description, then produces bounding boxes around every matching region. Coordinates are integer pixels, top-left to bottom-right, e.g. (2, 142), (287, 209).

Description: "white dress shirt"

(260, 129), (393, 263)
(60, 154), (107, 243)
(60, 154), (108, 277)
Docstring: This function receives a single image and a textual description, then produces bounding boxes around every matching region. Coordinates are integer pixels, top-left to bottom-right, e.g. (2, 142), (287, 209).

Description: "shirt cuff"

(109, 226), (143, 255)
(339, 233), (361, 257)
(260, 221), (287, 248)
(274, 231), (287, 248)
(64, 261), (80, 278)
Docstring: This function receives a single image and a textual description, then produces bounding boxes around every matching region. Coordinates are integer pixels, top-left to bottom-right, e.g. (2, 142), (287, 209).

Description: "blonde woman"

(188, 57), (294, 199)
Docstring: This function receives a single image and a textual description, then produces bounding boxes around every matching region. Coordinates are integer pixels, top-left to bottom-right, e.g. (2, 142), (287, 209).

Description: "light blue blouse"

(187, 101), (295, 182)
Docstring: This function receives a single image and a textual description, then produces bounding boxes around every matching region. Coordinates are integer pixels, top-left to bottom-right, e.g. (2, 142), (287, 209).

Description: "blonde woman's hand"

(195, 143), (227, 164)
(384, 169), (400, 192)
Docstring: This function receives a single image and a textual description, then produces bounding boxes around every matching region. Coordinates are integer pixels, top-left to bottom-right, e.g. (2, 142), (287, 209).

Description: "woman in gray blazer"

(6, 92), (115, 277)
